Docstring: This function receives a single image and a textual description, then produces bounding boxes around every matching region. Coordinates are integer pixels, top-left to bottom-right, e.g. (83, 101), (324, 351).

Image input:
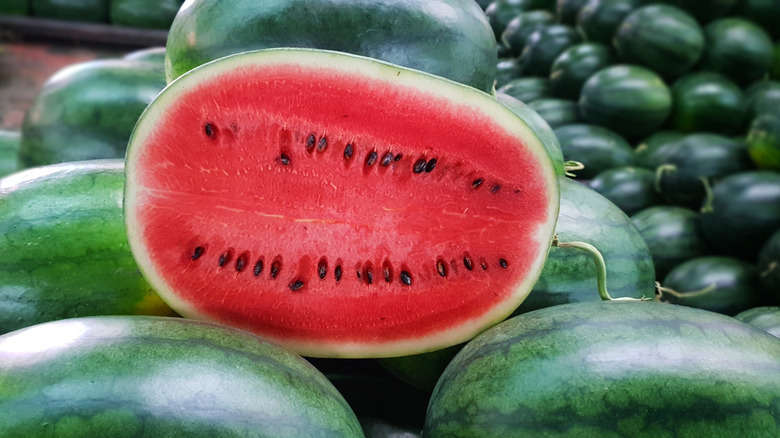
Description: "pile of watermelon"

(0, 0), (184, 29)
(0, 0), (779, 436)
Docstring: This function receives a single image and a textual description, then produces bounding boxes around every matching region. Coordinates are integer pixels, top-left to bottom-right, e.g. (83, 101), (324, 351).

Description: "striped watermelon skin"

(424, 301), (780, 437)
(0, 316), (364, 437)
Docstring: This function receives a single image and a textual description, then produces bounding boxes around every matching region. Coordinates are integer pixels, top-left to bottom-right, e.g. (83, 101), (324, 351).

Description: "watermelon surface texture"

(164, 0), (497, 93)
(124, 49), (560, 358)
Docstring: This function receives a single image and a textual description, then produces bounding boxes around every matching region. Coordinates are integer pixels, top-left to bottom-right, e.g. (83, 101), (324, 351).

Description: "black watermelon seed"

(400, 271), (412, 285)
(306, 133), (316, 152)
(280, 154), (290, 165)
(380, 152), (393, 167)
(289, 280), (304, 291)
(463, 256), (473, 271)
(235, 254), (247, 272)
(481, 259), (488, 270)
(499, 258), (508, 269)
(270, 260), (281, 278)
(366, 151), (378, 167)
(218, 251), (232, 267)
(436, 260), (447, 277)
(393, 154), (402, 162)
(335, 265), (343, 282)
(413, 159), (427, 173)
(491, 184), (501, 194)
(191, 246), (205, 260)
(344, 144), (354, 160)
(365, 268), (373, 285)
(318, 259), (328, 279)
(253, 260), (264, 277)
(204, 123), (215, 138)
(317, 136), (328, 152)
(356, 270), (362, 280)
(425, 158), (437, 173)
(472, 178), (484, 189)
(383, 265), (391, 283)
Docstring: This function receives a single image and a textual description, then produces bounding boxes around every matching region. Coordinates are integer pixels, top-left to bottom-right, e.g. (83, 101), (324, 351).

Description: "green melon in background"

(669, 72), (746, 135)
(0, 131), (21, 178)
(554, 123), (635, 179)
(19, 58), (165, 167)
(31, 0), (109, 22)
(699, 171), (780, 262)
(424, 301), (780, 437)
(735, 306), (780, 338)
(548, 42), (615, 100)
(497, 77), (553, 103)
(519, 24), (581, 77)
(110, 0), (183, 29)
(653, 133), (754, 208)
(631, 205), (709, 278)
(746, 112), (780, 171)
(0, 316), (365, 437)
(579, 64), (672, 139)
(0, 0), (29, 15)
(501, 10), (556, 57)
(701, 17), (774, 87)
(0, 160), (175, 335)
(576, 0), (639, 45)
(634, 130), (685, 168)
(614, 4), (704, 79)
(588, 166), (661, 216)
(556, 0), (589, 24)
(757, 230), (780, 301)
(659, 256), (764, 315)
(744, 80), (780, 121)
(647, 0), (737, 23)
(735, 0), (780, 39)
(486, 0), (539, 40)
(165, 0), (497, 93)
(527, 98), (581, 128)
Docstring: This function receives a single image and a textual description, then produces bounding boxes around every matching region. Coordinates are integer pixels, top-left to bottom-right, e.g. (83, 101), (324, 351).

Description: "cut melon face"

(124, 49), (559, 358)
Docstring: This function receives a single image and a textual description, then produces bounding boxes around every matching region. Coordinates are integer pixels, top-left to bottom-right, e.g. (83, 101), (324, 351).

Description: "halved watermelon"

(124, 49), (560, 359)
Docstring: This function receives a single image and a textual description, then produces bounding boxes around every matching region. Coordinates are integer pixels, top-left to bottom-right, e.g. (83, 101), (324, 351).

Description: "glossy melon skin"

(109, 0), (183, 29)
(124, 49), (559, 359)
(588, 166), (661, 216)
(702, 17), (774, 87)
(669, 72), (747, 135)
(165, 0), (497, 93)
(20, 59), (166, 167)
(0, 130), (21, 179)
(0, 316), (364, 437)
(735, 306), (780, 338)
(424, 301), (780, 437)
(0, 160), (174, 335)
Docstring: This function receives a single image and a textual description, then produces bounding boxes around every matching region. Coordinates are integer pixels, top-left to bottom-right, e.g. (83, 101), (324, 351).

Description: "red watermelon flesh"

(124, 49), (559, 358)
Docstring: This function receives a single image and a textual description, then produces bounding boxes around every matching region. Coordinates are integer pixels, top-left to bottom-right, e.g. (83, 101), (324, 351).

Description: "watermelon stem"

(564, 161), (584, 177)
(654, 164), (676, 193)
(699, 176), (714, 213)
(654, 281), (717, 301)
(552, 235), (650, 302)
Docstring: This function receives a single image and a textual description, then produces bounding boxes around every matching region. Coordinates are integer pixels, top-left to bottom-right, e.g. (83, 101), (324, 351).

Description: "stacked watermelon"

(0, 0), (778, 436)
(0, 0), (184, 29)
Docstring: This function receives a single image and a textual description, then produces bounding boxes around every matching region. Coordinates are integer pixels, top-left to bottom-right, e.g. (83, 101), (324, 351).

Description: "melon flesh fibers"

(124, 49), (559, 358)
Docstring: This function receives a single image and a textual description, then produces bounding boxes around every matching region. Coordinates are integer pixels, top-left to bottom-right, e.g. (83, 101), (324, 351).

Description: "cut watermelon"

(124, 49), (560, 359)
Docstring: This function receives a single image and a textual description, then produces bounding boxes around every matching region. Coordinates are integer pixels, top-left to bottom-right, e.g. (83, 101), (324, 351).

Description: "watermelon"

(31, 0), (108, 22)
(495, 58), (524, 88)
(527, 98), (582, 129)
(746, 112), (780, 171)
(576, 0), (639, 45)
(556, 0), (589, 24)
(424, 301), (780, 437)
(614, 4), (704, 79)
(519, 24), (582, 78)
(650, 0), (736, 23)
(630, 205), (708, 277)
(588, 166), (662, 216)
(0, 130), (21, 178)
(669, 72), (747, 135)
(485, 0), (538, 39)
(164, 0), (497, 93)
(736, 0), (780, 39)
(701, 17), (774, 87)
(515, 176), (655, 313)
(744, 80), (780, 121)
(653, 133), (753, 208)
(758, 230), (780, 300)
(0, 316), (364, 437)
(123, 48), (560, 359)
(496, 77), (553, 104)
(634, 130), (685, 168)
(0, 0), (28, 15)
(579, 64), (672, 139)
(109, 0), (182, 29)
(548, 42), (615, 100)
(553, 123), (634, 179)
(501, 10), (556, 57)
(20, 58), (166, 167)
(659, 256), (764, 316)
(699, 171), (780, 262)
(735, 306), (780, 338)
(0, 160), (174, 335)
